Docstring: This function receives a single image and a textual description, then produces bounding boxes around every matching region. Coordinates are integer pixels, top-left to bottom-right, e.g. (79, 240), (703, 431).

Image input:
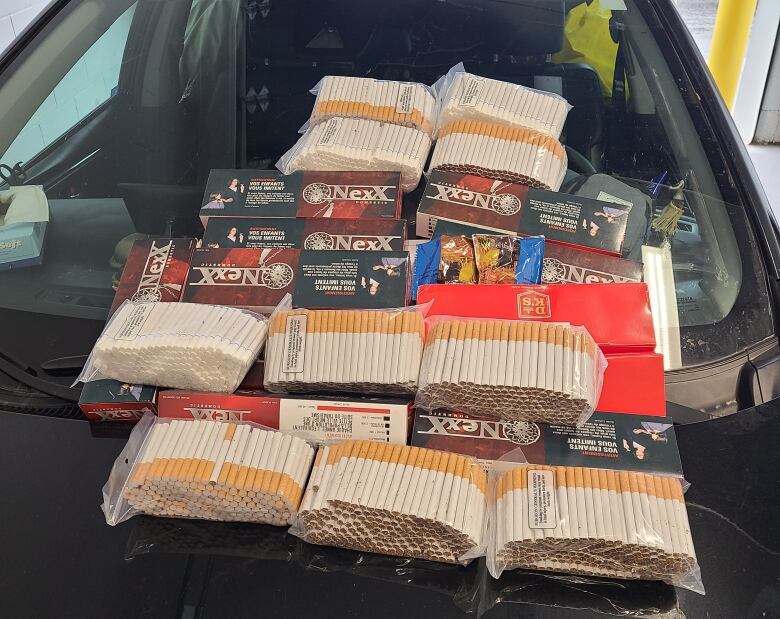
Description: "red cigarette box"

(110, 238), (196, 315)
(158, 391), (412, 444)
(79, 380), (158, 422)
(416, 283), (655, 353)
(598, 353), (666, 416)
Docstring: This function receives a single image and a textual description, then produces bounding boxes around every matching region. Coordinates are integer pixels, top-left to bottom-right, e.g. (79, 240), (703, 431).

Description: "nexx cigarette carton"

(203, 217), (406, 250)
(411, 410), (680, 474)
(417, 170), (632, 256)
(158, 390), (412, 444)
(79, 380), (158, 422)
(200, 170), (402, 226)
(110, 238), (196, 315)
(183, 248), (410, 311)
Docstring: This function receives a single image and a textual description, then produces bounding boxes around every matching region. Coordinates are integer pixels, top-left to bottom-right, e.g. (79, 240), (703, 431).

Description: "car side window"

(1, 3), (137, 167)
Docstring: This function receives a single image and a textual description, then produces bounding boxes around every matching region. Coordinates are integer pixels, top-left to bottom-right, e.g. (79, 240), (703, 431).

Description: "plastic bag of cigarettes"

(309, 76), (436, 136)
(488, 464), (704, 593)
(102, 413), (316, 526)
(264, 303), (425, 396)
(429, 119), (568, 191)
(276, 117), (432, 192)
(440, 235), (476, 284)
(292, 440), (488, 565)
(434, 64), (572, 139)
(76, 301), (268, 393)
(473, 234), (518, 284)
(416, 318), (606, 426)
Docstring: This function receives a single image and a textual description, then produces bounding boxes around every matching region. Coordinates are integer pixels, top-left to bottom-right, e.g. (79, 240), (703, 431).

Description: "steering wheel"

(565, 145), (597, 176)
(0, 162), (26, 185)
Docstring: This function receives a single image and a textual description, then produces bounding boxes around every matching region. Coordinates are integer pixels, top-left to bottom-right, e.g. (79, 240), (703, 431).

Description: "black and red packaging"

(417, 170), (632, 256)
(183, 248), (410, 311)
(200, 170), (402, 227)
(202, 217), (406, 251)
(110, 238), (196, 315)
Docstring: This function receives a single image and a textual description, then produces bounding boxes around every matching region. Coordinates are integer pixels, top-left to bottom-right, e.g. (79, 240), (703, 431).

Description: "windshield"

(0, 0), (774, 420)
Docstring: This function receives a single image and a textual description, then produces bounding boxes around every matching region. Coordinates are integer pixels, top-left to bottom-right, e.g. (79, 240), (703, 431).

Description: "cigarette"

(297, 442), (486, 564)
(123, 420), (314, 525)
(493, 466), (698, 582)
(266, 308), (425, 396)
(416, 318), (601, 426)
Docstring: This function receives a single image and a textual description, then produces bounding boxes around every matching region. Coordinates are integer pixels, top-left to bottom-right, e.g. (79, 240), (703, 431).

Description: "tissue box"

(0, 186), (48, 270)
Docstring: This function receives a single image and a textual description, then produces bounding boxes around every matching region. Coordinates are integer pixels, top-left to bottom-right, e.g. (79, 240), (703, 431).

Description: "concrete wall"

(0, 1), (48, 53)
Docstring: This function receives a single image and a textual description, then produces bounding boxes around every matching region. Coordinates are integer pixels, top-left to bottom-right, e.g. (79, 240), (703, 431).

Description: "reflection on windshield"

(125, 516), (679, 617)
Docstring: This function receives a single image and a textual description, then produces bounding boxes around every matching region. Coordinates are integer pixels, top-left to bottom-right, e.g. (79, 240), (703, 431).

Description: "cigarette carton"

(110, 238), (196, 315)
(203, 217), (406, 251)
(183, 248), (410, 311)
(0, 186), (48, 270)
(417, 282), (655, 353)
(411, 410), (682, 476)
(79, 380), (157, 422)
(200, 170), (402, 226)
(417, 170), (631, 256)
(158, 390), (412, 444)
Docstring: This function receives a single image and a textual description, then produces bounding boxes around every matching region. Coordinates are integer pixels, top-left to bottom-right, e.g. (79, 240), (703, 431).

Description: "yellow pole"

(707, 0), (759, 111)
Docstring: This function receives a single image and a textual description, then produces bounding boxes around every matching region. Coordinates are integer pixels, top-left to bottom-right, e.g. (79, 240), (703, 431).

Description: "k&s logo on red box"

(516, 290), (551, 319)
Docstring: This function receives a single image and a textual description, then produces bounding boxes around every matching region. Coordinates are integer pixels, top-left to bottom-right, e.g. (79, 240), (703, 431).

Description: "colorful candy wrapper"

(515, 236), (544, 284)
(473, 235), (518, 284)
(412, 238), (442, 301)
(440, 235), (477, 284)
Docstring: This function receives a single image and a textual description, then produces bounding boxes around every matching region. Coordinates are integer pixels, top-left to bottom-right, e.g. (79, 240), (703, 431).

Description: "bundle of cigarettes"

(429, 120), (567, 191)
(310, 76), (436, 136)
(436, 72), (571, 138)
(492, 465), (698, 583)
(296, 440), (487, 564)
(121, 419), (315, 526)
(416, 318), (603, 426)
(85, 302), (267, 393)
(277, 117), (431, 192)
(264, 308), (425, 396)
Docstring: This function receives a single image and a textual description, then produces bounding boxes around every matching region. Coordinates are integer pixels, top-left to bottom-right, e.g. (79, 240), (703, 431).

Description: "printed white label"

(318, 118), (341, 146)
(528, 469), (557, 529)
(597, 191), (633, 208)
(395, 84), (414, 114)
(599, 0), (627, 10)
(278, 399), (406, 443)
(282, 315), (307, 373)
(459, 77), (484, 107)
(115, 303), (154, 341)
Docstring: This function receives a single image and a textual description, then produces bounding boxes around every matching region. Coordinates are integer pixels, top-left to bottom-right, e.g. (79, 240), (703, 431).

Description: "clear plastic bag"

(433, 63), (572, 139)
(290, 440), (488, 565)
(486, 464), (704, 594)
(75, 300), (268, 393)
(428, 119), (568, 192)
(440, 235), (477, 284)
(415, 317), (607, 427)
(102, 412), (316, 527)
(263, 300), (426, 396)
(276, 116), (431, 193)
(307, 76), (436, 136)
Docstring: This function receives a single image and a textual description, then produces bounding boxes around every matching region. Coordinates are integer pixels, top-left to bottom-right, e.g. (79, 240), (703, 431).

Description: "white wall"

(0, 1), (48, 53)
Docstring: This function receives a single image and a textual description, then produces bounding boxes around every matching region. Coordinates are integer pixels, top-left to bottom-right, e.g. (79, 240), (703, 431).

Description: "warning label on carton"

(283, 315), (307, 372)
(318, 118), (341, 146)
(528, 469), (557, 529)
(115, 303), (154, 341)
(459, 77), (484, 107)
(395, 84), (414, 114)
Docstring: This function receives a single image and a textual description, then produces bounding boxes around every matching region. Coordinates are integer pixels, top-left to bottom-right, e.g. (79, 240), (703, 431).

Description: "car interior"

(0, 0), (775, 420)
